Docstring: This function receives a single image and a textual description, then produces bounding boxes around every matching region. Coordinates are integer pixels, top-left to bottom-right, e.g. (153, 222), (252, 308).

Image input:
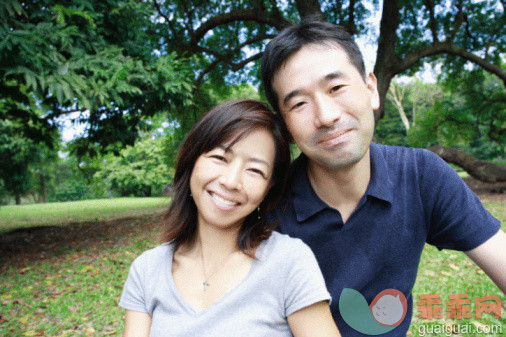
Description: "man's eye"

(330, 85), (343, 93)
(291, 101), (305, 110)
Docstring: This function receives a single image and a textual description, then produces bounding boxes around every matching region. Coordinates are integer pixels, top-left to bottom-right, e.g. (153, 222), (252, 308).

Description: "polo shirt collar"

(290, 143), (394, 222)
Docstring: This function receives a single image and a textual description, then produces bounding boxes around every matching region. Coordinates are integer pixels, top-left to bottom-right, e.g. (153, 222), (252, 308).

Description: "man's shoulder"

(372, 143), (443, 171)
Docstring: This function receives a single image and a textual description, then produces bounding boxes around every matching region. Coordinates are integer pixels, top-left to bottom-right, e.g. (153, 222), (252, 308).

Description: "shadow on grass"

(0, 214), (164, 270)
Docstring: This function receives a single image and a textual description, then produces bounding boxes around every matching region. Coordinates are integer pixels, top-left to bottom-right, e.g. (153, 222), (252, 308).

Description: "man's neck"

(306, 149), (371, 223)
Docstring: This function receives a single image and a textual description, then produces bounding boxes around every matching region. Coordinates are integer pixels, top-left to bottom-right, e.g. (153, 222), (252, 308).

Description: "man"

(262, 19), (506, 336)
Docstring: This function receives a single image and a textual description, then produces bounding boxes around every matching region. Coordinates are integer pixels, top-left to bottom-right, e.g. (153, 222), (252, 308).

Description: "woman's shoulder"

(257, 232), (311, 260)
(132, 242), (175, 268)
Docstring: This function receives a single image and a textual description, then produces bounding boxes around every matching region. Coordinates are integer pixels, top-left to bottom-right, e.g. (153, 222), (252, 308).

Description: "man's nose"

(314, 94), (341, 128)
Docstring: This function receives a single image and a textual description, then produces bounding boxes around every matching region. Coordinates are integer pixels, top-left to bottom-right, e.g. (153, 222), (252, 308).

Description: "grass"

(0, 201), (504, 336)
(410, 202), (506, 336)
(0, 197), (169, 232)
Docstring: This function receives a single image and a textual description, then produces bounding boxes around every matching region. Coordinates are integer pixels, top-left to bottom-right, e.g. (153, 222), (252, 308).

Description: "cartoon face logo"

(339, 288), (408, 335)
(370, 290), (407, 326)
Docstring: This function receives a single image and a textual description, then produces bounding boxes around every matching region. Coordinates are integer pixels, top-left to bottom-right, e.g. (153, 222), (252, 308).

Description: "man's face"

(272, 43), (379, 171)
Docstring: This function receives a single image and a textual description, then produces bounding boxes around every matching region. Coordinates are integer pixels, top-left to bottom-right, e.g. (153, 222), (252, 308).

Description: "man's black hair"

(261, 18), (366, 113)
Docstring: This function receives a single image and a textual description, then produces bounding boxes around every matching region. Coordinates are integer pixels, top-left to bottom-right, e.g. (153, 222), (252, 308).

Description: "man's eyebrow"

(282, 71), (348, 106)
(283, 89), (303, 106)
(322, 71), (346, 83)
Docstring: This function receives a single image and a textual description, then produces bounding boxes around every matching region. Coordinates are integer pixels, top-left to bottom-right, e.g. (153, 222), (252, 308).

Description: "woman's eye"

(249, 168), (266, 178)
(211, 155), (226, 162)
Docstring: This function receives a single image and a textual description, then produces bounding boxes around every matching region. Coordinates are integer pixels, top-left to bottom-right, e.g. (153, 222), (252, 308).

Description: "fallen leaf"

(449, 263), (459, 271)
(441, 271), (452, 276)
(85, 327), (96, 334)
(425, 270), (436, 276)
(471, 321), (489, 330)
(476, 268), (485, 275)
(19, 314), (29, 324)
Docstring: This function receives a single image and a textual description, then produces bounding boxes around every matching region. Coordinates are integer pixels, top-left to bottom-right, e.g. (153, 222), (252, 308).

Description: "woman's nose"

(220, 163), (242, 190)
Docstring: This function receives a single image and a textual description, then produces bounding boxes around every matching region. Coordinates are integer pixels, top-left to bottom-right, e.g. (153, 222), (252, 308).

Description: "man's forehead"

(273, 43), (350, 81)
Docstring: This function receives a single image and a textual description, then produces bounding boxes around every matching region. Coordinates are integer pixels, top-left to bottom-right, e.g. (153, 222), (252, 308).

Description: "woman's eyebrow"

(248, 157), (270, 168)
(218, 145), (270, 168)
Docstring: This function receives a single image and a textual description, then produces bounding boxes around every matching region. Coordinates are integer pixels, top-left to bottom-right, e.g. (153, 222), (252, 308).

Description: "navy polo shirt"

(274, 143), (500, 336)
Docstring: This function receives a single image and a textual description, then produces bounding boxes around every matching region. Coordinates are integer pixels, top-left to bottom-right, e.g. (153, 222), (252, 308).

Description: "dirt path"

(0, 213), (165, 270)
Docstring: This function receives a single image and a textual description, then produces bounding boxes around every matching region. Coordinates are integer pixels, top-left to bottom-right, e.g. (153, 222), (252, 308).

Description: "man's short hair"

(261, 18), (366, 113)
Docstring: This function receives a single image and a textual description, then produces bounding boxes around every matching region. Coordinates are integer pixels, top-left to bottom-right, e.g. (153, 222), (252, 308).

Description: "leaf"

(19, 314), (29, 324)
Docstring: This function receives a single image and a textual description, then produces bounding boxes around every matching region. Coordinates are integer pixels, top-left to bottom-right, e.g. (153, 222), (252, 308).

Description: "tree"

(393, 71), (506, 182)
(0, 119), (42, 204)
(95, 137), (173, 197)
(1, 0), (195, 157)
(152, 0), (505, 121)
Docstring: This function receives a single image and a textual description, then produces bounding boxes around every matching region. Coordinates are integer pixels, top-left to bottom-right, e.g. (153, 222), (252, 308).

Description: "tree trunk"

(39, 174), (47, 203)
(295, 0), (324, 19)
(373, 0), (399, 124)
(15, 193), (21, 205)
(428, 146), (506, 183)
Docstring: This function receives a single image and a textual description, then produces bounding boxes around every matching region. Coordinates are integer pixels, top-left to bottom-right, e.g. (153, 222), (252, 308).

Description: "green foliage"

(0, 119), (44, 202)
(375, 101), (409, 146)
(0, 0), (195, 157)
(95, 138), (173, 197)
(408, 70), (505, 161)
(46, 156), (106, 202)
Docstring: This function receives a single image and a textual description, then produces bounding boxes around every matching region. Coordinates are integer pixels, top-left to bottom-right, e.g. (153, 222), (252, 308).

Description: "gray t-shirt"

(119, 232), (330, 337)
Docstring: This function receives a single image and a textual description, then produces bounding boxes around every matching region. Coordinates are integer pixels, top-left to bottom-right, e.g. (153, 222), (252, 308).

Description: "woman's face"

(190, 128), (276, 231)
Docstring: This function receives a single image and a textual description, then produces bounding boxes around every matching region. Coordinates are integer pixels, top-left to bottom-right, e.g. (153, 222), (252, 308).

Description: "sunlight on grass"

(0, 200), (503, 336)
(0, 197), (170, 232)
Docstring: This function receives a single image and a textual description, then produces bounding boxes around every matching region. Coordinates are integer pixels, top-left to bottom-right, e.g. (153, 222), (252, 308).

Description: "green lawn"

(410, 202), (506, 336)
(0, 201), (504, 336)
(0, 197), (169, 232)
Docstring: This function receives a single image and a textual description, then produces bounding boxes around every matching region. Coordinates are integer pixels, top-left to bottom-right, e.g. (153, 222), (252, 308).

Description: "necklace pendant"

(203, 280), (210, 291)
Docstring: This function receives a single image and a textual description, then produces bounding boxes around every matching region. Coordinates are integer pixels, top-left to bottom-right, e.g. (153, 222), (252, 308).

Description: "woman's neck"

(182, 220), (242, 263)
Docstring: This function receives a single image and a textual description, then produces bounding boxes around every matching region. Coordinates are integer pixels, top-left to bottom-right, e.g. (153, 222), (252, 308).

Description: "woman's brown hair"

(161, 99), (291, 255)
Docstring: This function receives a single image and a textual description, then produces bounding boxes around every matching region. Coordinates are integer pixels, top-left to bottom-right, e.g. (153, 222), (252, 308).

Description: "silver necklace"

(199, 245), (236, 291)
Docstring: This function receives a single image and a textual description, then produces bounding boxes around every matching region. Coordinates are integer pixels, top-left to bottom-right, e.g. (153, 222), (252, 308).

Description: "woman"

(119, 99), (340, 336)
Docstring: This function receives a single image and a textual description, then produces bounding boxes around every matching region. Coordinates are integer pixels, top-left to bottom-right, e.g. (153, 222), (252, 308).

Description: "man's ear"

(366, 72), (380, 110)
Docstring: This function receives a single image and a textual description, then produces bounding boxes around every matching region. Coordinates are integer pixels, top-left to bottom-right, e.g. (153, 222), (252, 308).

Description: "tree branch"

(194, 52), (263, 88)
(192, 9), (289, 44)
(448, 0), (464, 43)
(152, 0), (171, 25)
(424, 0), (439, 43)
(397, 43), (506, 86)
(230, 52), (263, 71)
(187, 34), (274, 65)
(336, 0), (345, 23)
(347, 0), (357, 35)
